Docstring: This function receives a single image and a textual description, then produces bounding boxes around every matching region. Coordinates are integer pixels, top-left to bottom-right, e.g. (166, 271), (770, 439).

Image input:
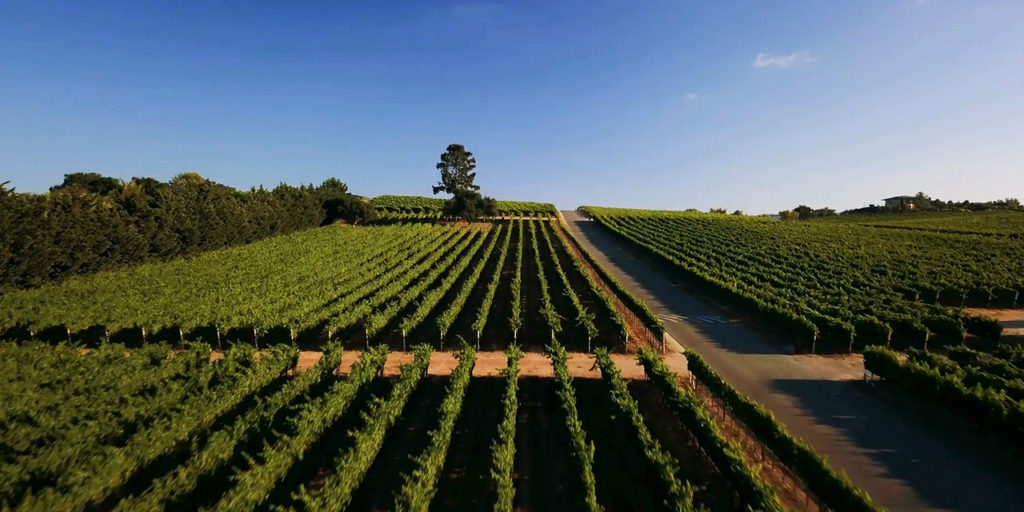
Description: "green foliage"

(684, 351), (886, 512)
(472, 223), (513, 338)
(433, 143), (479, 195)
(371, 195), (557, 217)
(596, 349), (701, 512)
(546, 341), (602, 512)
(206, 345), (389, 512)
(509, 220), (524, 336)
(581, 206), (1020, 352)
(542, 221), (627, 346)
(0, 224), (479, 344)
(394, 347), (476, 512)
(491, 346), (523, 512)
(778, 210), (800, 222)
(443, 189), (499, 221)
(635, 348), (782, 512)
(0, 174), (368, 290)
(867, 346), (1024, 443)
(956, 312), (1002, 341)
(395, 228), (489, 338)
(296, 345), (431, 512)
(529, 220), (562, 334)
(8, 344), (295, 512)
(538, 221), (597, 339)
(946, 344), (1024, 381)
(561, 216), (665, 338)
(439, 225), (504, 342)
(111, 343), (346, 512)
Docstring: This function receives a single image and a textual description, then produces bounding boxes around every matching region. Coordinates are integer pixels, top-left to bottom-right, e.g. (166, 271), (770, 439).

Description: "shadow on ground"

(769, 378), (1024, 512)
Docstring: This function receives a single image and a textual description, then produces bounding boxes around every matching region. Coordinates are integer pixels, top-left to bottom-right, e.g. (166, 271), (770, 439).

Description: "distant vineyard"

(371, 195), (557, 217)
(812, 210), (1024, 237)
(582, 207), (1024, 352)
(0, 220), (632, 352)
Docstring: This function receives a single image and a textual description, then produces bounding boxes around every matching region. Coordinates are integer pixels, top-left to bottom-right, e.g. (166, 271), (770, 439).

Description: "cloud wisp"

(752, 51), (817, 69)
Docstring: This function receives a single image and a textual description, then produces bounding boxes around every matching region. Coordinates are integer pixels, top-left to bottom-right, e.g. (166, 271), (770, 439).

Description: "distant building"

(883, 196), (916, 210)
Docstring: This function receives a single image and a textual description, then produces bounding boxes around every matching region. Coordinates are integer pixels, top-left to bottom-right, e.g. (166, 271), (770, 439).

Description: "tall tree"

(432, 144), (479, 195)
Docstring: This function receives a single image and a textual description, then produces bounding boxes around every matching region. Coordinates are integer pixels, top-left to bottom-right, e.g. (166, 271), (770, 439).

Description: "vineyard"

(864, 344), (1024, 451)
(370, 195), (558, 218)
(811, 210), (1024, 237)
(582, 207), (1024, 353)
(0, 206), (901, 512)
(0, 337), (805, 512)
(0, 219), (643, 352)
(20, 202), (1024, 511)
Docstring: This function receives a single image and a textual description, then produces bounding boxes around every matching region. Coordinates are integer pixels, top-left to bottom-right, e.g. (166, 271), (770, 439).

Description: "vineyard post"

(1014, 290), (1019, 308)
(216, 326), (222, 350)
(179, 327), (184, 350)
(886, 329), (892, 349)
(402, 328), (406, 351)
(810, 332), (816, 355)
(253, 327), (259, 350)
(66, 326), (71, 344)
(587, 334), (591, 353)
(476, 331), (480, 350)
(141, 326), (147, 344)
(103, 327), (109, 345)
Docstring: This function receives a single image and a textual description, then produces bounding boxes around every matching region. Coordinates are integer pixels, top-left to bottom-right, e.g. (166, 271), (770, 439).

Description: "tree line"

(0, 172), (375, 291)
(778, 192), (1023, 220)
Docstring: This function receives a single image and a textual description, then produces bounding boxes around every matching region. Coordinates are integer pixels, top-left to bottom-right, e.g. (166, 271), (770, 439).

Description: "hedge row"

(683, 351), (886, 512)
(864, 346), (1024, 451)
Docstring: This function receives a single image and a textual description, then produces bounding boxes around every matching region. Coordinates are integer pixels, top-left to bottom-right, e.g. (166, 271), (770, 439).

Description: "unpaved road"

(315, 350), (651, 379)
(561, 210), (1024, 512)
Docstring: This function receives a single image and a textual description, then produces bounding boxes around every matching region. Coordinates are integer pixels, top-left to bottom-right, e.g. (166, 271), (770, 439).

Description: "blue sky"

(2, 1), (1022, 213)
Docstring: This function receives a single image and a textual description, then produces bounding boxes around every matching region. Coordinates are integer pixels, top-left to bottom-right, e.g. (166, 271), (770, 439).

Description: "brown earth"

(320, 350), (661, 379)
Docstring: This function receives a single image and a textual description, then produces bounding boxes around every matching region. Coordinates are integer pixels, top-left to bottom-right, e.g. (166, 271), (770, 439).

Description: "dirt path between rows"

(311, 350), (654, 379)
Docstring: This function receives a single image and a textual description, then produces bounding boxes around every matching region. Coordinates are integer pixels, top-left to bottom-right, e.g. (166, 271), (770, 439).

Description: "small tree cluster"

(0, 174), (374, 290)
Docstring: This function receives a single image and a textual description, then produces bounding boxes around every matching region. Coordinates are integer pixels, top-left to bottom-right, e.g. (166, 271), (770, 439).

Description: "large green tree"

(431, 143), (496, 220)
(432, 144), (479, 195)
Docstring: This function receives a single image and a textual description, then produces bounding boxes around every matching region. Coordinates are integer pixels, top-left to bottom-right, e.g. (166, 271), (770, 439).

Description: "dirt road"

(561, 209), (1024, 512)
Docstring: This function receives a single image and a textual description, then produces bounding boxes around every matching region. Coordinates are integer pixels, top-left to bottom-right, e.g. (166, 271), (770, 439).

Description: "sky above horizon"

(2, 1), (1023, 214)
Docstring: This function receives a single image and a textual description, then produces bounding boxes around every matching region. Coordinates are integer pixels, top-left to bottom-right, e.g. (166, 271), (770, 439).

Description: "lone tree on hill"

(432, 143), (496, 220)
(433, 144), (479, 195)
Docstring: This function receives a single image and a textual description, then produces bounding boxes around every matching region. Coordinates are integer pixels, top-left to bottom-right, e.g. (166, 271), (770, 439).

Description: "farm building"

(883, 195), (916, 210)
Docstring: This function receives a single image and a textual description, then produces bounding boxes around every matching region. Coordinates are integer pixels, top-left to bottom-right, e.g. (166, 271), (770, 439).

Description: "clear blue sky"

(2, 1), (1023, 213)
